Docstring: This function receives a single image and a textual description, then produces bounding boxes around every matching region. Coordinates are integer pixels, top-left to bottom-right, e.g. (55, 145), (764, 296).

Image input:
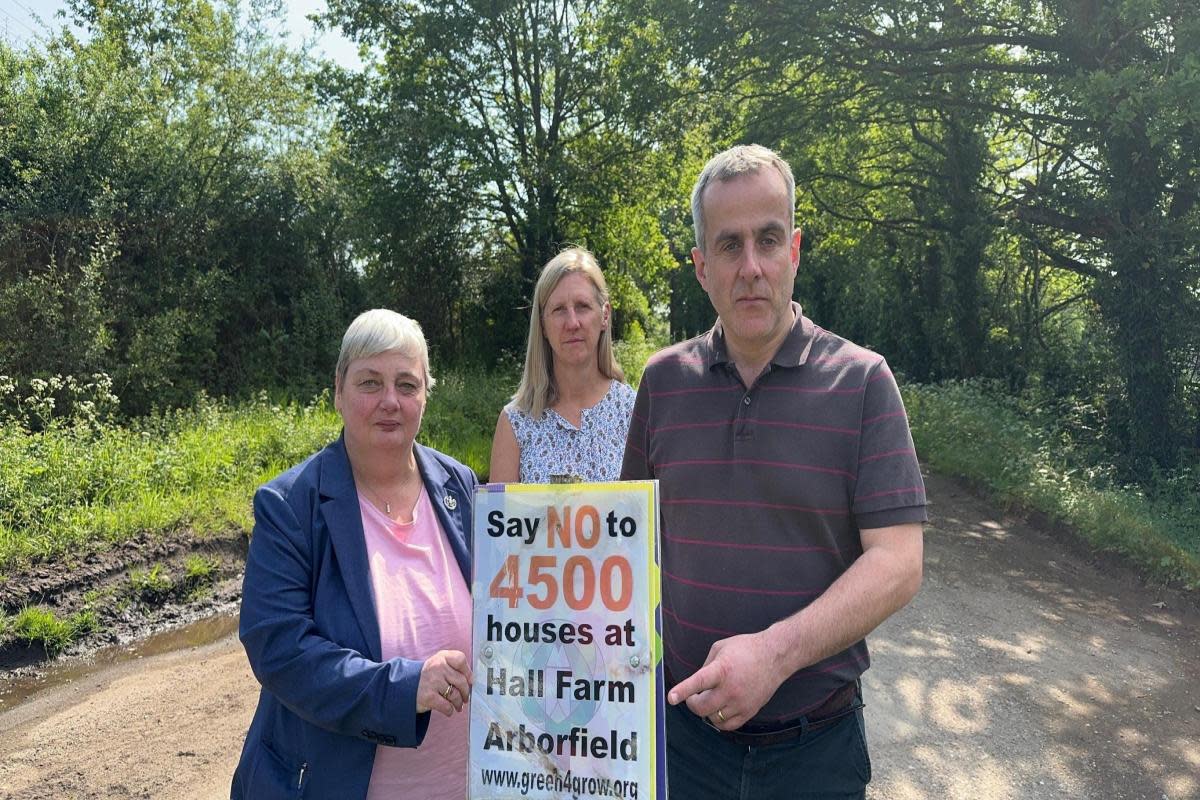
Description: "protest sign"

(468, 481), (665, 799)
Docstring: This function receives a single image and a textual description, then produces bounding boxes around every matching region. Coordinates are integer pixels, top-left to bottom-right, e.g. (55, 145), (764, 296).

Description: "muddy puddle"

(0, 610), (240, 713)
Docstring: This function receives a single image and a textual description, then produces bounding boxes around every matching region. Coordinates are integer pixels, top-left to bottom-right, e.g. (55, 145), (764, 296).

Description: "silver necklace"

(357, 472), (414, 518)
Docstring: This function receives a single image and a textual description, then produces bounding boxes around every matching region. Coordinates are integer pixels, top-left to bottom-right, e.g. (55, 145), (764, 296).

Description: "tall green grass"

(0, 392), (340, 572)
(0, 606), (99, 654)
(904, 381), (1200, 589)
(0, 367), (517, 576)
(422, 365), (517, 480)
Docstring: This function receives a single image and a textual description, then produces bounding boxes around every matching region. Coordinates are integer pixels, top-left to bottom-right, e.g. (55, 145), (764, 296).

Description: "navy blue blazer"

(231, 435), (476, 799)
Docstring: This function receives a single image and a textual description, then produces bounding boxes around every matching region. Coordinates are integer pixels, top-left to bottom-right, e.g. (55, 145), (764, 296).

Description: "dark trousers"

(665, 701), (872, 799)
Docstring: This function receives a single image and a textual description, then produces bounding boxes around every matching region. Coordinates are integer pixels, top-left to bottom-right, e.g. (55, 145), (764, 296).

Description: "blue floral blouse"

(504, 380), (637, 483)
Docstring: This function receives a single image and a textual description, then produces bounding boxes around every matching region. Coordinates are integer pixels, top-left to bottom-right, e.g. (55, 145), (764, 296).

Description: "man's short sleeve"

(853, 359), (927, 530)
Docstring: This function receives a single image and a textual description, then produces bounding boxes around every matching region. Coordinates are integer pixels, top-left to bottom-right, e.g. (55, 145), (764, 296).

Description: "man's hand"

(666, 631), (784, 730)
(665, 523), (922, 732)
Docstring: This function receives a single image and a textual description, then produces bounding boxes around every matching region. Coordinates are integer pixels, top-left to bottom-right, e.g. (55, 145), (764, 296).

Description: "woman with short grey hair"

(233, 308), (476, 800)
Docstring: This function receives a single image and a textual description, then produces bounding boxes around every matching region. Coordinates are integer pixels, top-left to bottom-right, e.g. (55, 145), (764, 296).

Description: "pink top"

(360, 485), (472, 800)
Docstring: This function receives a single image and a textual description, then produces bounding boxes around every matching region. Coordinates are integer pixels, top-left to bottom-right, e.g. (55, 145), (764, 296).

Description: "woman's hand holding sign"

(418, 650), (473, 716)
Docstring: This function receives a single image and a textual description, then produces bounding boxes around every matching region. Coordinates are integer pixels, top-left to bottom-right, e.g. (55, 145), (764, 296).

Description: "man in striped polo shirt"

(621, 144), (926, 798)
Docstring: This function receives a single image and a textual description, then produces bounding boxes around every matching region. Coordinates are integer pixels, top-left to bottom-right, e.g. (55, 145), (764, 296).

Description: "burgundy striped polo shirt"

(621, 303), (927, 725)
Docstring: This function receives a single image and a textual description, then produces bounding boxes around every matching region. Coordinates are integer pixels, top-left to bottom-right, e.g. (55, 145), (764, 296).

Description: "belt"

(711, 681), (862, 747)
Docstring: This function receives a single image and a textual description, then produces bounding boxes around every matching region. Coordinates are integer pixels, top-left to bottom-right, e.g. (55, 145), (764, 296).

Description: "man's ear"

(692, 246), (709, 291)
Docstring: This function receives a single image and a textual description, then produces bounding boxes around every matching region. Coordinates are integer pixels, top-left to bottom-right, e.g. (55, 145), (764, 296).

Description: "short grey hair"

(335, 309), (435, 394)
(690, 144), (796, 251)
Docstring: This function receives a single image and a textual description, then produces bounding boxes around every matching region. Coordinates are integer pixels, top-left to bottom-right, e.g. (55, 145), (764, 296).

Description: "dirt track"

(0, 473), (1197, 799)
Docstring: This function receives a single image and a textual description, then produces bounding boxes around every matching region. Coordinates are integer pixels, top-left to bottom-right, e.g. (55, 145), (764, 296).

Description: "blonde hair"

(691, 144), (796, 251)
(335, 309), (435, 394)
(512, 247), (623, 419)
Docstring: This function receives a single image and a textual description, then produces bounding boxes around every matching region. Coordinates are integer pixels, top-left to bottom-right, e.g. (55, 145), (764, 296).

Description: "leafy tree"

(654, 0), (1199, 471)
(655, 0), (1006, 381)
(842, 0), (1200, 470)
(0, 41), (121, 379)
(1, 0), (359, 413)
(323, 0), (685, 355)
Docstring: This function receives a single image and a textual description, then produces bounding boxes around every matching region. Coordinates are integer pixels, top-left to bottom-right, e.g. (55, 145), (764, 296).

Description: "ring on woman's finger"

(716, 709), (726, 723)
(442, 685), (454, 699)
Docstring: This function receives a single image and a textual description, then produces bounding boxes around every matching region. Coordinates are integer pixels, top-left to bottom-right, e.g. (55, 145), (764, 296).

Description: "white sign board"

(469, 481), (665, 800)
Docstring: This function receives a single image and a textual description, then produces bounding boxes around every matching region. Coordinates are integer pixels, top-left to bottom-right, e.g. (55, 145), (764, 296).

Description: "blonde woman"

(490, 247), (635, 483)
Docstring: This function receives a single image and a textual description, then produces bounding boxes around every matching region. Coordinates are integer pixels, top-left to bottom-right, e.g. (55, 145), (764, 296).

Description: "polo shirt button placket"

(736, 391), (754, 440)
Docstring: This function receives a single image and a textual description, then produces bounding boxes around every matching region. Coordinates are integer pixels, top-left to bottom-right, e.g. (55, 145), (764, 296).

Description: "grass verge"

(0, 366), (516, 577)
(904, 381), (1200, 590)
(0, 606), (99, 655)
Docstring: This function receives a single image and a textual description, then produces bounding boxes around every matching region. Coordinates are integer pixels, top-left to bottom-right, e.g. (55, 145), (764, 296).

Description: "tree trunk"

(1102, 263), (1175, 471)
(1099, 128), (1177, 470)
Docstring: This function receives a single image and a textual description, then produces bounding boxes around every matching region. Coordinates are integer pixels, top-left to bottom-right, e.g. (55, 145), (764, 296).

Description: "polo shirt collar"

(705, 301), (815, 370)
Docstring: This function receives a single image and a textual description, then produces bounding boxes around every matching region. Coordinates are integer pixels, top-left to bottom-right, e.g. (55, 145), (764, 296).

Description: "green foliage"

(0, 373), (120, 434)
(651, 0), (1199, 475)
(2, 606), (99, 655)
(905, 381), (1200, 589)
(183, 554), (219, 585)
(613, 325), (667, 389)
(323, 0), (691, 358)
(129, 563), (174, 602)
(0, 392), (340, 573)
(0, 0), (359, 416)
(0, 367), (513, 573)
(420, 366), (519, 481)
(127, 556), (219, 601)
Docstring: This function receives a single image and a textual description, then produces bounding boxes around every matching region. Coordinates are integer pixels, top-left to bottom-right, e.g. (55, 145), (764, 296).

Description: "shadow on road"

(866, 474), (1200, 800)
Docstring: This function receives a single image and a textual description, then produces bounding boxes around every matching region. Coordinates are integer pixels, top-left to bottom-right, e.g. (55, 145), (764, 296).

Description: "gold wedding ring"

(442, 685), (454, 699)
(716, 709), (726, 723)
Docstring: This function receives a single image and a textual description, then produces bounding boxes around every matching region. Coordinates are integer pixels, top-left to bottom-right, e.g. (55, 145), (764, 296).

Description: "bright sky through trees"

(1, 0), (360, 66)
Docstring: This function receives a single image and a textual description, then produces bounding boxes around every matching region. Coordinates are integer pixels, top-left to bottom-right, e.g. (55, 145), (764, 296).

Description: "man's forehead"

(706, 184), (793, 236)
(713, 216), (788, 234)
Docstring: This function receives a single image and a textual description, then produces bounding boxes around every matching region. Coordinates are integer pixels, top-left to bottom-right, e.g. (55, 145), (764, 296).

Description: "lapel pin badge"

(443, 494), (457, 511)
